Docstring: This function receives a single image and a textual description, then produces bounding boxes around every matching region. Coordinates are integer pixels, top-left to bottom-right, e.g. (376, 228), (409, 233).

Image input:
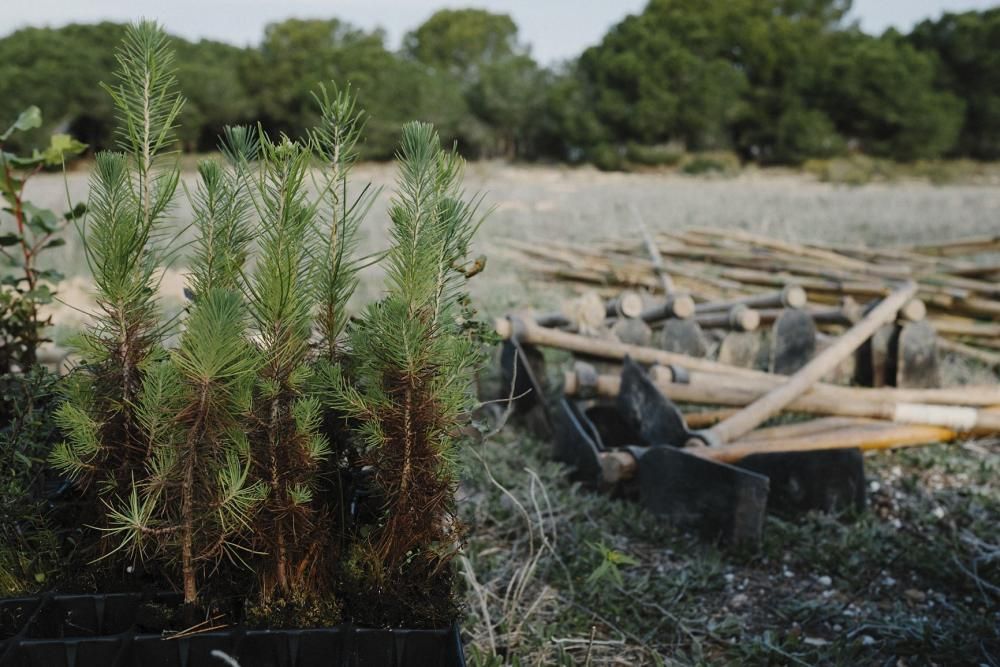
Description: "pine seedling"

(309, 84), (377, 361)
(328, 122), (484, 602)
(236, 129), (336, 601)
(103, 132), (263, 605)
(51, 21), (183, 498)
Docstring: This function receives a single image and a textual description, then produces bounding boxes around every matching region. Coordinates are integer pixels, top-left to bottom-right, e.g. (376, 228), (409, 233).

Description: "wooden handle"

(564, 366), (1000, 409)
(606, 291), (644, 319)
(701, 281), (919, 445)
(706, 423), (958, 463)
(695, 285), (807, 314)
(599, 420), (957, 482)
(640, 294), (696, 321)
(694, 305), (760, 332)
(495, 315), (766, 380)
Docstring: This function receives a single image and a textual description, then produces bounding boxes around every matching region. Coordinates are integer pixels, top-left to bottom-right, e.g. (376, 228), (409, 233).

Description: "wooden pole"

(694, 285), (807, 314)
(599, 421), (960, 483)
(565, 368), (1000, 421)
(640, 294), (697, 322)
(568, 365), (998, 407)
(633, 206), (675, 295)
(693, 305), (760, 332)
(704, 423), (959, 463)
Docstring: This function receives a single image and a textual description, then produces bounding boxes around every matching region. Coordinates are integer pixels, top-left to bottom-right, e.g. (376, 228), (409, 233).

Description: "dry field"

(25, 163), (1000, 665)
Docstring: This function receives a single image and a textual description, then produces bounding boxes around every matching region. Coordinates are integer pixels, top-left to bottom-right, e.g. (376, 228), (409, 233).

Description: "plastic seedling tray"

(0, 593), (465, 667)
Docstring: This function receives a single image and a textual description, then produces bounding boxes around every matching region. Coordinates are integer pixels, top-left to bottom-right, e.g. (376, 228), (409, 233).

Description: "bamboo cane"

(692, 305), (761, 332)
(564, 366), (1000, 411)
(706, 423), (959, 463)
(694, 285), (807, 314)
(598, 421), (961, 482)
(907, 235), (1000, 257)
(633, 207), (675, 295)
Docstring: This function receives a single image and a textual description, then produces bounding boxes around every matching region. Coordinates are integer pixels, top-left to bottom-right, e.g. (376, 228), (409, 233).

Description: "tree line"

(1, 1), (998, 167)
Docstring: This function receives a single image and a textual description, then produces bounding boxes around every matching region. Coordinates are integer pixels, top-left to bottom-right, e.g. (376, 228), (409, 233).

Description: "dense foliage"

(0, 3), (997, 166)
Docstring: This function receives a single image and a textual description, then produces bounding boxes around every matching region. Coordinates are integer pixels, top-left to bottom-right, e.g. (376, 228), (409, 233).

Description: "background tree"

(0, 23), (124, 150)
(909, 9), (1000, 159)
(404, 9), (545, 158)
(819, 30), (964, 160)
(403, 9), (519, 82)
(173, 39), (255, 151)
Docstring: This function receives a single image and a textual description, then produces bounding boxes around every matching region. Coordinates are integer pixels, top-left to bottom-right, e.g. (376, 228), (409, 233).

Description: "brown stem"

(268, 395), (288, 593)
(181, 388), (209, 605)
(4, 161), (44, 363)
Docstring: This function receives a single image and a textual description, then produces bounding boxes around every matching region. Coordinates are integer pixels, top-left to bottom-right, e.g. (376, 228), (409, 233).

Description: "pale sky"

(1, 0), (997, 65)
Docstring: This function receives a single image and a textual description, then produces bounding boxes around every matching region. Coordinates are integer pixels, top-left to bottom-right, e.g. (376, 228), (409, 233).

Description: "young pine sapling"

(52, 22), (183, 501)
(328, 122), (485, 618)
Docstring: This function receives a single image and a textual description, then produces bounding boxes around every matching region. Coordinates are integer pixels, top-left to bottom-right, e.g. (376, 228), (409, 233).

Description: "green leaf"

(8, 152), (44, 168)
(36, 268), (64, 283)
(1, 107), (42, 141)
(23, 203), (60, 234)
(41, 134), (87, 166)
(0, 232), (22, 246)
(24, 285), (54, 304)
(43, 238), (66, 249)
(64, 202), (87, 221)
(0, 174), (23, 201)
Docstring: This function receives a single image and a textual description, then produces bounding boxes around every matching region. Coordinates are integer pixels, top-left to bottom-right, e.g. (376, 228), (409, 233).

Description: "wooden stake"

(694, 285), (807, 314)
(693, 305), (761, 332)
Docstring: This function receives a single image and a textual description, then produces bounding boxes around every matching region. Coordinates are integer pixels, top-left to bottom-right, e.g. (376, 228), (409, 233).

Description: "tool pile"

(493, 227), (1000, 543)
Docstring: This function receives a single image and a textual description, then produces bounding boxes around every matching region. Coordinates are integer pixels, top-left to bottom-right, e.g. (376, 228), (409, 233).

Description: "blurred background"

(1, 0), (999, 168)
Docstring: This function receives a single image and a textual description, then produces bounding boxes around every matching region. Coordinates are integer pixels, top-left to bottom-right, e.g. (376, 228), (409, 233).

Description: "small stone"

(904, 589), (926, 603)
(730, 593), (749, 607)
(833, 624), (842, 631)
(891, 465), (902, 477)
(861, 635), (876, 646)
(869, 480), (881, 492)
(931, 507), (946, 519)
(724, 573), (735, 583)
(818, 575), (832, 587)
(883, 576), (897, 586)
(804, 637), (828, 647)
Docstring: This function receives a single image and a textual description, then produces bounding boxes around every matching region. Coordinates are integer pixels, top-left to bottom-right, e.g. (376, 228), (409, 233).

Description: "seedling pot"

(0, 594), (465, 667)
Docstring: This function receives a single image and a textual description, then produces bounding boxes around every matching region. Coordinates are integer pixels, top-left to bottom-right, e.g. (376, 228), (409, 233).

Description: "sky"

(1, 0), (997, 65)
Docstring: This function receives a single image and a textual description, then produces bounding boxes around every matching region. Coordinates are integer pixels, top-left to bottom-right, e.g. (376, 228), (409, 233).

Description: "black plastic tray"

(0, 593), (465, 667)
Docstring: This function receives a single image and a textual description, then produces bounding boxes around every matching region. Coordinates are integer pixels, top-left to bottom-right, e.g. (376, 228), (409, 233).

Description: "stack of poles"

(495, 227), (1000, 458)
(499, 227), (1000, 368)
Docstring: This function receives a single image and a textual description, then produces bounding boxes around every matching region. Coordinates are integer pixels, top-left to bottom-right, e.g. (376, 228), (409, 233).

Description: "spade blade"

(736, 449), (866, 516)
(771, 309), (817, 375)
(660, 318), (709, 358)
(718, 331), (761, 368)
(894, 321), (940, 388)
(637, 446), (769, 544)
(617, 356), (690, 448)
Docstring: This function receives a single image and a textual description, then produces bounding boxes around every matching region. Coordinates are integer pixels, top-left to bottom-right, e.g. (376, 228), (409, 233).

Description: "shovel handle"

(697, 281), (919, 446)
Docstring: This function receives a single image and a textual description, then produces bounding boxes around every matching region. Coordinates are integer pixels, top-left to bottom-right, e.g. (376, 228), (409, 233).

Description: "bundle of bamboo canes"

(499, 227), (1000, 367)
